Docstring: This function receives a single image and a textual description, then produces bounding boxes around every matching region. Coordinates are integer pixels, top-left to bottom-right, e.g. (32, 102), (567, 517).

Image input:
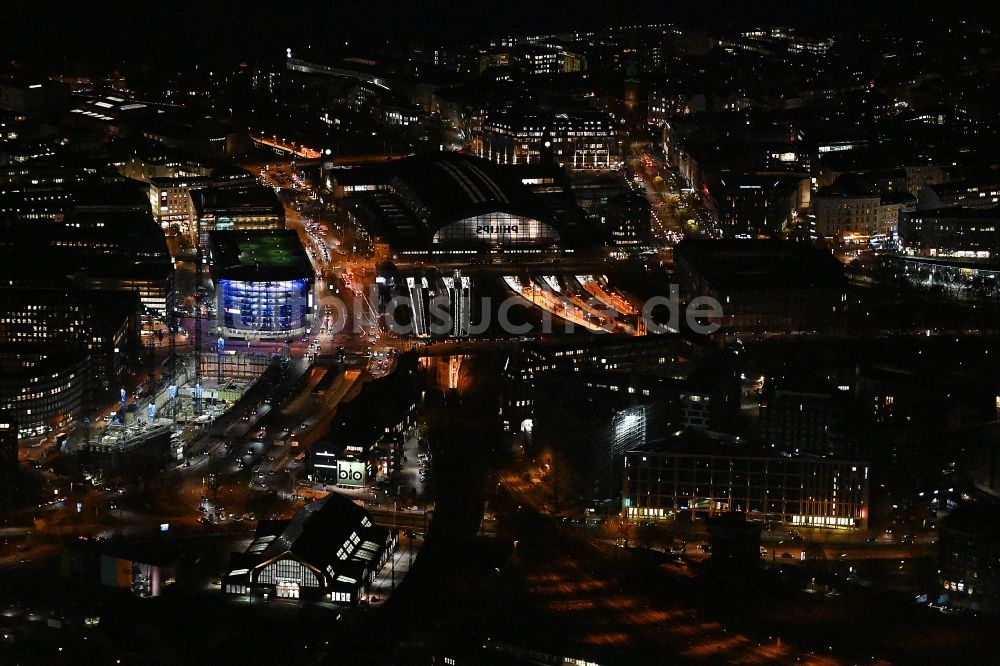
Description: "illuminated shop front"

(218, 278), (311, 340)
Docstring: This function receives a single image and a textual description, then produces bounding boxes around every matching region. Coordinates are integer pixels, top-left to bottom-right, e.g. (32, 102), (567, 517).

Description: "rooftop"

(193, 186), (284, 216)
(228, 492), (390, 586)
(209, 230), (313, 281)
(629, 429), (866, 464)
(675, 239), (846, 292)
(342, 152), (558, 249)
(389, 151), (552, 227)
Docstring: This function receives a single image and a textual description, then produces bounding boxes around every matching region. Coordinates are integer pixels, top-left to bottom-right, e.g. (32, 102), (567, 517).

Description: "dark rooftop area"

(675, 239), (846, 291)
(193, 186), (284, 215)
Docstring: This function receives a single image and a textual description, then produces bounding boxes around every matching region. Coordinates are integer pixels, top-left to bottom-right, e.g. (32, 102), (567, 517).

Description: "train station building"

(223, 493), (396, 605)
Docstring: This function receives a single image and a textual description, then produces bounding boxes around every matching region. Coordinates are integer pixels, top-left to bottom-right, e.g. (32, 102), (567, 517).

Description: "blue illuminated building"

(219, 278), (310, 337)
(209, 231), (315, 340)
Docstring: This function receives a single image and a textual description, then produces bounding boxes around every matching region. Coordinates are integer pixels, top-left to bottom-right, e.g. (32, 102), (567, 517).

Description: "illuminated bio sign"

(336, 459), (366, 487)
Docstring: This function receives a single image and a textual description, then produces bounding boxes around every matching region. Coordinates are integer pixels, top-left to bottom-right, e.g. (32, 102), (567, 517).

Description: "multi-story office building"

(0, 78), (70, 115)
(597, 193), (652, 247)
(939, 503), (1000, 605)
(511, 45), (562, 75)
(501, 335), (702, 431)
(542, 111), (619, 169)
(533, 378), (654, 499)
(876, 192), (915, 240)
(811, 184), (913, 241)
(727, 27), (833, 58)
(0, 349), (87, 438)
(0, 209), (174, 316)
(78, 267), (173, 318)
(1, 171), (148, 227)
(476, 111), (620, 169)
(0, 174), (174, 315)
(0, 287), (140, 387)
(706, 174), (804, 239)
(477, 44), (587, 75)
(408, 43), (482, 75)
(0, 181), (74, 225)
(666, 125), (813, 193)
(382, 105), (422, 127)
(646, 88), (702, 125)
(623, 431), (869, 530)
(313, 354), (417, 483)
(759, 375), (860, 457)
(502, 335), (734, 500)
(149, 175), (209, 232)
(917, 179), (1000, 211)
(116, 151), (213, 183)
(193, 186), (285, 244)
(899, 207), (1000, 259)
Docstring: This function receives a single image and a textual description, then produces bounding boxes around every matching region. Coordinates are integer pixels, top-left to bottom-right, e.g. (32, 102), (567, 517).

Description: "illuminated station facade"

(208, 230), (315, 340)
(332, 152), (594, 260)
(224, 493), (396, 605)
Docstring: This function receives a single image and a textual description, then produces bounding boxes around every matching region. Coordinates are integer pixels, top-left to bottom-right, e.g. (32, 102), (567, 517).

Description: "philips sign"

(475, 225), (519, 235)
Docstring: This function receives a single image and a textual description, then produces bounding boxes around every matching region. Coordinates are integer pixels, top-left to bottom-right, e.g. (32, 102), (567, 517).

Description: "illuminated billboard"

(432, 213), (559, 247)
(336, 459), (366, 487)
